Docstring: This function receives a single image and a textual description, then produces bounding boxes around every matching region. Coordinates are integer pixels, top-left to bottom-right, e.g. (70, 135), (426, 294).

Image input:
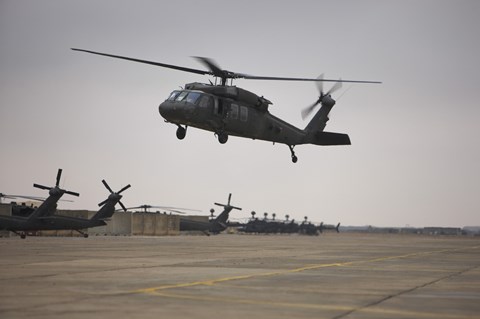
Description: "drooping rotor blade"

(121, 205), (200, 212)
(33, 183), (51, 191)
(148, 206), (201, 212)
(102, 179), (114, 194)
(0, 194), (45, 201)
(72, 48), (209, 76)
(166, 209), (188, 215)
(118, 184), (131, 194)
(56, 169), (63, 187)
(65, 190), (80, 197)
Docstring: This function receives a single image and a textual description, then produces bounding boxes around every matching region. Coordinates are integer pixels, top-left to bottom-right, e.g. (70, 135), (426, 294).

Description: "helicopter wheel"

(218, 133), (228, 144)
(176, 126), (186, 140)
(292, 155), (298, 163)
(20, 233), (26, 239)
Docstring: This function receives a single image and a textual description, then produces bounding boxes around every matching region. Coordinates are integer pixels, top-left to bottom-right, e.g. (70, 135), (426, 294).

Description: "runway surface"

(0, 233), (479, 319)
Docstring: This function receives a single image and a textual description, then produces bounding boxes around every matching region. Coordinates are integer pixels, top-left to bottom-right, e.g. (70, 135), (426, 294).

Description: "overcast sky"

(1, 0), (479, 227)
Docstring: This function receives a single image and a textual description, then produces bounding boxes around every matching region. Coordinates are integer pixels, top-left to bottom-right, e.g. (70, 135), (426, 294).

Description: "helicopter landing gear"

(288, 145), (298, 163)
(176, 125), (187, 140)
(217, 132), (228, 144)
(75, 229), (89, 238)
(11, 230), (26, 239)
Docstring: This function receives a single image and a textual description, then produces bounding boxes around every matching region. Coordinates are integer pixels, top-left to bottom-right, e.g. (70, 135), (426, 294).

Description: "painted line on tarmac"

(133, 245), (480, 295)
(131, 245), (480, 318)
(147, 289), (478, 319)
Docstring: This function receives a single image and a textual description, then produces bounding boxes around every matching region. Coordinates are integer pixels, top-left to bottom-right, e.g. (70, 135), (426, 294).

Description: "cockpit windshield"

(185, 92), (201, 104)
(166, 90), (214, 108)
(167, 91), (181, 101)
(175, 91), (189, 101)
(167, 90), (206, 105)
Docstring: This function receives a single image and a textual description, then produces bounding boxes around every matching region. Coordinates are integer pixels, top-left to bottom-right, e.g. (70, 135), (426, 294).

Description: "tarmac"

(0, 233), (479, 319)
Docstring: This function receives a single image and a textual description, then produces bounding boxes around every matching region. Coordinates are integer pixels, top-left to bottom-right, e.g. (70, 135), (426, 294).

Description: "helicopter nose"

(159, 101), (174, 120)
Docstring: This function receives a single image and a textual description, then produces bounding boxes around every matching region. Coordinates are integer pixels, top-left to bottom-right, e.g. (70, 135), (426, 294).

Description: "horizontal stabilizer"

(314, 131), (351, 146)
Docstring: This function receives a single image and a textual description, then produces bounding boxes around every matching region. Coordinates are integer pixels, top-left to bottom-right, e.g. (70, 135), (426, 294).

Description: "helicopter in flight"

(72, 48), (381, 162)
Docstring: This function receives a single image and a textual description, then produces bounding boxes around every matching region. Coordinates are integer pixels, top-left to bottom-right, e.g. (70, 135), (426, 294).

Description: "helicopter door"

(214, 98), (226, 117)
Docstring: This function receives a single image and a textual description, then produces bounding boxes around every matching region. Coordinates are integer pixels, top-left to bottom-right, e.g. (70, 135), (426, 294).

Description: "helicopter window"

(230, 104), (239, 120)
(175, 91), (189, 101)
(198, 95), (212, 108)
(240, 106), (248, 121)
(185, 92), (201, 104)
(167, 91), (181, 101)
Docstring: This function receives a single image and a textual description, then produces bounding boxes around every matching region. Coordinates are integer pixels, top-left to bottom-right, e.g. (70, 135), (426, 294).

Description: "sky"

(1, 0), (479, 227)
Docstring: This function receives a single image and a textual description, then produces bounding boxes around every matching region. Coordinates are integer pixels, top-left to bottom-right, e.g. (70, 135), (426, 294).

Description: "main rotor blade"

(65, 190), (80, 197)
(119, 201), (127, 212)
(72, 48), (209, 76)
(228, 193), (232, 205)
(56, 169), (63, 187)
(102, 179), (114, 194)
(118, 184), (131, 194)
(193, 57), (224, 77)
(33, 183), (51, 191)
(238, 73), (382, 84)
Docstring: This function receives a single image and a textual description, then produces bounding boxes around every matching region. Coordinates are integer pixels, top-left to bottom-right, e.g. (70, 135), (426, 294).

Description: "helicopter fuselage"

(159, 83), (308, 146)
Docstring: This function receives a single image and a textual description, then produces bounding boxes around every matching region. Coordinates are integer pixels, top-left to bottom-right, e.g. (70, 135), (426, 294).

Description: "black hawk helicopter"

(72, 49), (381, 162)
(0, 169), (80, 238)
(179, 193), (241, 235)
(30, 179), (131, 238)
(0, 171), (130, 238)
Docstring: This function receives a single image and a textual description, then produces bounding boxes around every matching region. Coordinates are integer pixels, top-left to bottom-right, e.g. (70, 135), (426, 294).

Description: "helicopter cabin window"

(230, 104), (239, 120)
(185, 92), (201, 104)
(175, 91), (189, 101)
(198, 95), (213, 108)
(167, 91), (181, 101)
(240, 106), (248, 121)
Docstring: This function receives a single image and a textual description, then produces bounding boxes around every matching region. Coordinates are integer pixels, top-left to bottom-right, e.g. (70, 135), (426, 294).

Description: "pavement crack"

(331, 264), (480, 319)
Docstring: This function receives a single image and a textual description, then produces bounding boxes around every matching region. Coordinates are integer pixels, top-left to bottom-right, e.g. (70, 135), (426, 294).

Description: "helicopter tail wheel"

(288, 145), (298, 163)
(176, 126), (186, 140)
(217, 132), (228, 144)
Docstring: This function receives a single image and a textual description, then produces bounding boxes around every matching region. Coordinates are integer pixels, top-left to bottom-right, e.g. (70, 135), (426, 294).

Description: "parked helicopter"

(0, 169), (80, 238)
(31, 180), (130, 238)
(180, 193), (241, 235)
(72, 48), (381, 162)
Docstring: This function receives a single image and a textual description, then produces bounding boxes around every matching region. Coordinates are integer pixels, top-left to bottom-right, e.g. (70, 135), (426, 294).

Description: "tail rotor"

(301, 74), (343, 120)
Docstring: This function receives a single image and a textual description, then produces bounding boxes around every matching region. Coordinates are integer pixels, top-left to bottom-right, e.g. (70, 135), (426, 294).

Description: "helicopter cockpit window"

(167, 91), (180, 101)
(175, 91), (189, 101)
(185, 92), (201, 104)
